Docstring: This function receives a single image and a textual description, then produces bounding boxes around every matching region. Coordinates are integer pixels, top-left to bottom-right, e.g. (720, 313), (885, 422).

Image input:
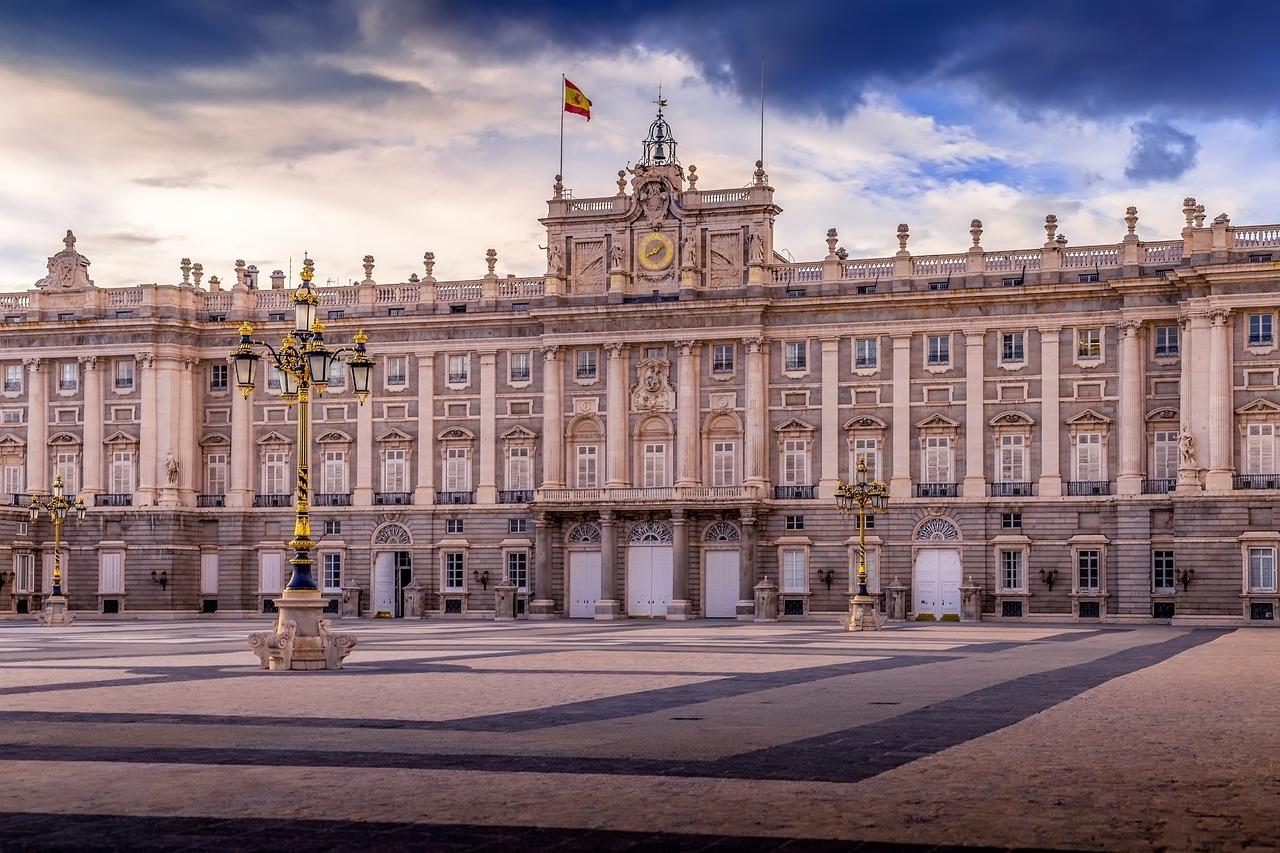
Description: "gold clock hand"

(647, 245), (661, 256)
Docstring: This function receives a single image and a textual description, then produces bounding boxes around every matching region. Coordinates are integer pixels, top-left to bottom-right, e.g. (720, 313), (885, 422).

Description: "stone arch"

(566, 522), (602, 544)
(703, 521), (740, 542)
(913, 517), (960, 542)
(372, 522), (412, 546)
(628, 520), (673, 544)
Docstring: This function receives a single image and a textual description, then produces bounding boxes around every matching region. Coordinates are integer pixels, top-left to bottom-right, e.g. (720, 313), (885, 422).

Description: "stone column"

(963, 331), (986, 497)
(25, 359), (47, 494)
(530, 510), (556, 617)
(889, 335), (912, 499)
(177, 357), (198, 504)
(136, 353), (158, 506)
(413, 355), (435, 504)
(1175, 315), (1201, 492)
(604, 343), (629, 487)
(742, 336), (767, 489)
(737, 510), (757, 619)
(1186, 311), (1213, 477)
(228, 368), (253, 508)
(1038, 329), (1063, 496)
(674, 340), (699, 487)
(477, 352), (497, 503)
(80, 356), (103, 497)
(667, 509), (692, 618)
(595, 510), (620, 619)
(541, 346), (564, 489)
(155, 355), (182, 507)
(353, 384), (374, 506)
(1116, 320), (1145, 495)
(819, 337), (840, 499)
(1206, 309), (1234, 490)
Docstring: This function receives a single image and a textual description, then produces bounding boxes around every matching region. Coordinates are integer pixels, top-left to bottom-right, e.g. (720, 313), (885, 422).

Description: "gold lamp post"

(30, 472), (87, 626)
(834, 454), (889, 632)
(228, 258), (373, 670)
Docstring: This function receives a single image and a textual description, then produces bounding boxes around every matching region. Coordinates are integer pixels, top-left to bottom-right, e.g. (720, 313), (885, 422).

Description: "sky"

(2, 0), (1280, 291)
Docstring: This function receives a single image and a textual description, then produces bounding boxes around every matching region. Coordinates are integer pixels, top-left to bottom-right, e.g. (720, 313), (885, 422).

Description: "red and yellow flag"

(564, 78), (591, 121)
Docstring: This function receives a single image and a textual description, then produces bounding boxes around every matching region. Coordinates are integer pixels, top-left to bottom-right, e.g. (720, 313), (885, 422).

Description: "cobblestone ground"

(0, 619), (1274, 851)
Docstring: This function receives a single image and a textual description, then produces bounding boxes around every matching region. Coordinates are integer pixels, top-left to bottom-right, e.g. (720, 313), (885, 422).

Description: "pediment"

(988, 411), (1034, 427)
(915, 413), (960, 430)
(501, 425), (537, 440)
(1065, 409), (1112, 426)
(376, 427), (414, 443)
(843, 414), (887, 430)
(774, 417), (815, 434)
(47, 431), (81, 445)
(0, 433), (25, 448)
(1145, 407), (1180, 422)
(103, 430), (138, 445)
(437, 426), (475, 441)
(199, 433), (230, 447)
(257, 430), (292, 445)
(315, 430), (353, 444)
(1236, 398), (1280, 416)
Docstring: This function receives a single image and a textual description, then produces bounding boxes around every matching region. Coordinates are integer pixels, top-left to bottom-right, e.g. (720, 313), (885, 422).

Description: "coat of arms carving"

(631, 358), (675, 412)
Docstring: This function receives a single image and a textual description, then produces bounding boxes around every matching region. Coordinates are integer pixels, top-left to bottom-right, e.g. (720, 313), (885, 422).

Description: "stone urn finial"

(485, 248), (497, 275)
(362, 254), (375, 283)
(180, 257), (192, 285)
(969, 218), (983, 248)
(896, 223), (910, 253)
(1182, 197), (1198, 227)
(553, 173), (564, 199)
(192, 262), (203, 288)
(1193, 204), (1206, 228)
(1056, 233), (1068, 247)
(617, 169), (628, 195)
(423, 251), (436, 280)
(686, 164), (698, 190)
(1124, 206), (1139, 239)
(1044, 214), (1058, 246)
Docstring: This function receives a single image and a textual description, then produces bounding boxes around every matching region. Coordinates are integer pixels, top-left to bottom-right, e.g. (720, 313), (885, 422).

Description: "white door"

(626, 546), (673, 617)
(650, 547), (672, 614)
(704, 550), (739, 618)
(373, 552), (395, 617)
(569, 551), (601, 618)
(938, 550), (962, 618)
(914, 549), (940, 618)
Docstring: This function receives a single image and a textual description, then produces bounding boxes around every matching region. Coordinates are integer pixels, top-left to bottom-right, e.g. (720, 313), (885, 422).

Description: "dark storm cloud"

(1124, 121), (1200, 182)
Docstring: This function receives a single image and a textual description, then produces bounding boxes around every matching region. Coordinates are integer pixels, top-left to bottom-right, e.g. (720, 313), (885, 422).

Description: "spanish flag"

(564, 78), (591, 121)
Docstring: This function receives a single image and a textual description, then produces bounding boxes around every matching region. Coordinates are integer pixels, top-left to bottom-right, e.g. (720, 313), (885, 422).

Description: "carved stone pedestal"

(885, 579), (909, 621)
(248, 591), (357, 671)
(753, 577), (778, 622)
(848, 594), (880, 632)
(593, 599), (621, 620)
(665, 599), (693, 620)
(157, 486), (181, 508)
(493, 580), (517, 622)
(959, 579), (983, 622)
(39, 595), (73, 627)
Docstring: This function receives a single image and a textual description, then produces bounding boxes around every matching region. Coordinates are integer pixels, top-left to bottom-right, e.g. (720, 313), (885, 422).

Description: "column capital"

(24, 357), (41, 374)
(670, 507), (687, 523)
(135, 352), (155, 369)
(674, 340), (697, 356)
(964, 330), (986, 345)
(891, 334), (912, 347)
(740, 336), (764, 354)
(820, 336), (841, 349)
(599, 510), (615, 526)
(1039, 327), (1062, 340)
(1209, 308), (1231, 326)
(77, 355), (98, 369)
(416, 352), (435, 366)
(1119, 318), (1143, 337)
(479, 352), (497, 366)
(604, 342), (627, 358)
(541, 344), (561, 361)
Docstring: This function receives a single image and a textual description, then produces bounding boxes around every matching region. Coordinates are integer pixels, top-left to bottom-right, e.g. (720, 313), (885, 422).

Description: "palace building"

(2, 109), (1279, 626)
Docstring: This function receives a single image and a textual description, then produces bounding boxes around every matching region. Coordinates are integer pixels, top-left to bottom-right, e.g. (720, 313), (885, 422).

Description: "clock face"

(637, 231), (675, 271)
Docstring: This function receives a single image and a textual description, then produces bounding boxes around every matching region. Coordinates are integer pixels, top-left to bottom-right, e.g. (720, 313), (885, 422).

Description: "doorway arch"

(371, 523), (413, 618)
(626, 521), (673, 617)
(912, 517), (961, 619)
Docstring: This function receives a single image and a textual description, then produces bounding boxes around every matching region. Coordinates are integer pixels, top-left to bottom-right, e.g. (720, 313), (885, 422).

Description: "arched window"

(704, 521), (740, 542)
(914, 518), (960, 541)
(628, 521), (673, 544)
(567, 523), (602, 544)
(373, 523), (412, 545)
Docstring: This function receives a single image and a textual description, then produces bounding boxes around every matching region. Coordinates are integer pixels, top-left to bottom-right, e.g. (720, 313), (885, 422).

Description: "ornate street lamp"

(230, 258), (371, 670)
(29, 472), (86, 626)
(834, 454), (889, 632)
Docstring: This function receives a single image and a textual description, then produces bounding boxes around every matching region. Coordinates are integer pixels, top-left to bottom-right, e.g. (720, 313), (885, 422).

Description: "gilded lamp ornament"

(834, 454), (889, 630)
(29, 472), (87, 599)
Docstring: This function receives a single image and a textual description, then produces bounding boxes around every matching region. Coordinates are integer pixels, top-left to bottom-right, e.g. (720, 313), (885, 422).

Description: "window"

(854, 338), (877, 369)
(2, 410), (21, 424)
(924, 436), (952, 483)
(1246, 424), (1275, 474)
(1154, 325), (1179, 358)
(785, 515), (805, 531)
(445, 354), (468, 385)
(1000, 550), (1023, 591)
(382, 449), (408, 492)
(506, 446), (532, 491)
(642, 442), (669, 488)
(113, 359), (134, 390)
(205, 453), (227, 495)
(1153, 550), (1175, 592)
(926, 335), (950, 366)
(1152, 431), (1178, 481)
(1077, 550), (1101, 591)
(1077, 328), (1102, 359)
(59, 362), (78, 392)
(997, 435), (1025, 482)
(109, 450), (134, 494)
(782, 549), (807, 593)
(784, 341), (807, 372)
(3, 463), (23, 495)
(323, 520), (342, 536)
(928, 281), (949, 292)
(782, 439), (809, 485)
(506, 551), (528, 591)
(575, 349), (597, 380)
(575, 444), (599, 488)
(444, 447), (470, 492)
(508, 518), (527, 534)
(1249, 547), (1277, 592)
(1074, 433), (1103, 481)
(444, 552), (465, 591)
(644, 346), (664, 360)
(446, 518), (464, 534)
(712, 344), (734, 374)
(711, 440), (736, 487)
(1249, 313), (1274, 347)
(53, 452), (78, 497)
(267, 365), (282, 391)
(1078, 272), (1099, 283)
(209, 363), (228, 391)
(323, 553), (342, 592)
(262, 450), (289, 494)
(509, 352), (530, 383)
(851, 438), (879, 480)
(386, 356), (407, 386)
(1001, 512), (1022, 529)
(4, 364), (22, 393)
(15, 552), (34, 593)
(326, 359), (346, 389)
(322, 450), (347, 494)
(387, 307), (404, 317)
(1000, 332), (1024, 363)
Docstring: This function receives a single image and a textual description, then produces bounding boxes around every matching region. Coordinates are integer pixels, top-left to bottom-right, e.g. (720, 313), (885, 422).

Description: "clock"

(637, 231), (675, 271)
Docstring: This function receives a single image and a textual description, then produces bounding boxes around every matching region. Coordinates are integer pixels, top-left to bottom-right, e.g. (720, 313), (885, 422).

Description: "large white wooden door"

(626, 546), (673, 617)
(914, 549), (940, 618)
(704, 550), (739, 618)
(650, 547), (672, 615)
(938, 550), (962, 618)
(373, 552), (395, 617)
(569, 551), (601, 618)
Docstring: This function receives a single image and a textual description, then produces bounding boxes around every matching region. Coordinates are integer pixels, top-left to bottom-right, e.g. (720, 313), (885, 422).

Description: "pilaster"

(80, 356), (103, 496)
(541, 346), (564, 489)
(818, 337), (840, 499)
(25, 359), (47, 494)
(353, 385), (374, 506)
(595, 510), (621, 619)
(135, 352), (157, 506)
(742, 336), (767, 490)
(666, 509), (692, 619)
(1206, 309), (1235, 491)
(227, 370), (253, 508)
(963, 331), (986, 497)
(1116, 320), (1145, 495)
(889, 335), (912, 499)
(674, 340), (699, 487)
(413, 355), (435, 504)
(604, 343), (629, 488)
(477, 352), (497, 504)
(1037, 329), (1063, 496)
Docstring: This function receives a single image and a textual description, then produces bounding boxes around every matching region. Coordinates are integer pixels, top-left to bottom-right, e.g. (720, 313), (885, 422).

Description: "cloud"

(132, 171), (222, 189)
(1124, 121), (1199, 182)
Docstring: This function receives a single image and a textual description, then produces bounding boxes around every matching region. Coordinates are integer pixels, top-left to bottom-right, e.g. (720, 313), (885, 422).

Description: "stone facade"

(2, 118), (1280, 626)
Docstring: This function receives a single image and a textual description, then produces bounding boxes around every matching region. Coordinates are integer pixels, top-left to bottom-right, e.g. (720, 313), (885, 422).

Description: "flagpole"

(559, 74), (565, 185)
(759, 56), (765, 167)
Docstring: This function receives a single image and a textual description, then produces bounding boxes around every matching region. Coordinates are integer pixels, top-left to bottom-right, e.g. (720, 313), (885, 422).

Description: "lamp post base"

(248, 590), (357, 671)
(39, 594), (74, 627)
(848, 594), (880, 632)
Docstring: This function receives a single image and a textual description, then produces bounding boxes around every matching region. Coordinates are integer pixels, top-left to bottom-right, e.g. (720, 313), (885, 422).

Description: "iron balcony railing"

(916, 482), (958, 498)
(1234, 474), (1280, 490)
(435, 491), (474, 505)
(3, 380), (22, 392)
(94, 494), (133, 507)
(990, 482), (1033, 497)
(253, 494), (292, 508)
(196, 494), (225, 507)
(314, 493), (352, 506)
(497, 489), (533, 504)
(1067, 480), (1112, 496)
(374, 492), (412, 506)
(1142, 479), (1175, 494)
(774, 485), (816, 500)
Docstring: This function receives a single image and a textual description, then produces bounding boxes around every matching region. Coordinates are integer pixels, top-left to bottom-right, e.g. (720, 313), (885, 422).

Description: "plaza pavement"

(0, 618), (1274, 851)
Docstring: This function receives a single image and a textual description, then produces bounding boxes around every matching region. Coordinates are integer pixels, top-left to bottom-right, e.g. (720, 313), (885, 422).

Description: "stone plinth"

(528, 598), (557, 619)
(493, 580), (517, 622)
(594, 599), (621, 620)
(248, 591), (356, 671)
(665, 599), (693, 620)
(39, 595), (73, 626)
(753, 577), (778, 622)
(959, 579), (983, 622)
(848, 594), (880, 632)
(886, 579), (909, 621)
